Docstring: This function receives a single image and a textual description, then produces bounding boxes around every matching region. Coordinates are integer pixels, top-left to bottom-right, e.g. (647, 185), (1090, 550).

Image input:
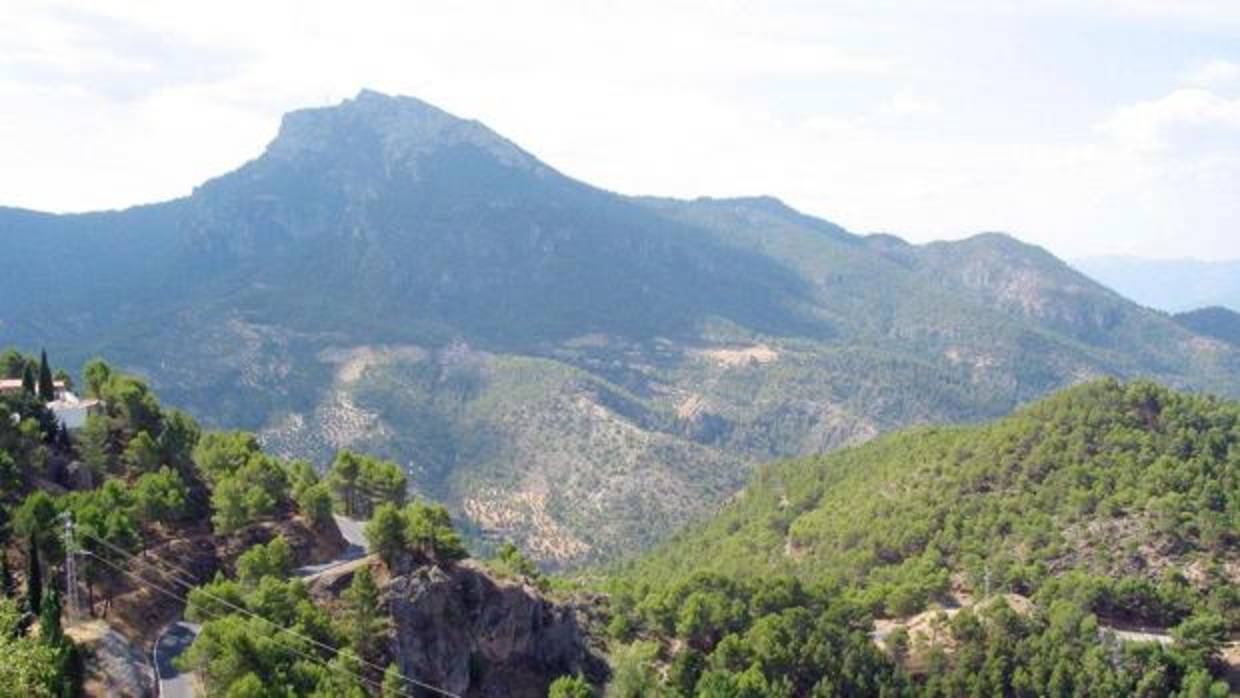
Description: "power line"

(80, 551), (395, 696)
(78, 531), (457, 697)
(76, 529), (458, 698)
(77, 532), (207, 593)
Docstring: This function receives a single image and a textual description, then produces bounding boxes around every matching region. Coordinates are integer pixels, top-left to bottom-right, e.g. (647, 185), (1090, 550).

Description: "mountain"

(4, 90), (1240, 567)
(1175, 307), (1240, 347)
(1073, 255), (1240, 313)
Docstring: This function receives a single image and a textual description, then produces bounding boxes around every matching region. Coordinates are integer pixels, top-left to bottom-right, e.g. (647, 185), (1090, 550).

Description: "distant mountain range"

(1072, 255), (1240, 313)
(3, 90), (1239, 567)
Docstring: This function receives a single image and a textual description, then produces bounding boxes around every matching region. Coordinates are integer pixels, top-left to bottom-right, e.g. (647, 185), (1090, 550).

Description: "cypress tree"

(21, 363), (36, 395)
(26, 533), (42, 615)
(39, 587), (63, 646)
(37, 350), (55, 402)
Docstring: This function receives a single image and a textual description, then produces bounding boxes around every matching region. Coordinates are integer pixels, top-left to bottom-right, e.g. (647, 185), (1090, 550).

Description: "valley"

(0, 92), (1238, 698)
(3, 2), (1238, 695)
(4, 91), (1239, 568)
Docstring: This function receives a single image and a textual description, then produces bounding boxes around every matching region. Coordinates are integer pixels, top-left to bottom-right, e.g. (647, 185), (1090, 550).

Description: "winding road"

(869, 599), (1179, 650)
(153, 622), (202, 698)
(155, 515), (368, 698)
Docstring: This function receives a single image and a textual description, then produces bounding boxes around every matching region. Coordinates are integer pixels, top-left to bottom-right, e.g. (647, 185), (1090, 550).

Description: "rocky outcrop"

(387, 561), (607, 697)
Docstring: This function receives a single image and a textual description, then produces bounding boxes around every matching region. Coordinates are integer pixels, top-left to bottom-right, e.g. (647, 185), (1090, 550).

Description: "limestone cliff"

(385, 561), (607, 697)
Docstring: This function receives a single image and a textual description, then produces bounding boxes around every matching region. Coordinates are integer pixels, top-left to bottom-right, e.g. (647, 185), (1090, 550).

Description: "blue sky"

(2, 0), (1238, 260)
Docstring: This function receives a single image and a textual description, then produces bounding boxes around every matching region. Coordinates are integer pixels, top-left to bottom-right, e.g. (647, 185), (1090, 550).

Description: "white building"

(0, 378), (101, 429)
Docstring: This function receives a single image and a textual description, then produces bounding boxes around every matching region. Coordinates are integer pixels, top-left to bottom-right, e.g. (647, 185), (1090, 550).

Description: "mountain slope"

(3, 90), (1240, 567)
(623, 379), (1239, 618)
(1175, 307), (1240, 347)
(605, 380), (1239, 697)
(4, 90), (813, 349)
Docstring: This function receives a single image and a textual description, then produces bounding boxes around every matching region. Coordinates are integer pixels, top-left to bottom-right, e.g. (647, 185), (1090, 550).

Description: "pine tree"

(21, 363), (36, 395)
(364, 503), (406, 569)
(381, 663), (405, 698)
(26, 533), (42, 615)
(548, 675), (595, 698)
(329, 451), (362, 517)
(37, 350), (55, 402)
(39, 587), (63, 647)
(343, 566), (386, 659)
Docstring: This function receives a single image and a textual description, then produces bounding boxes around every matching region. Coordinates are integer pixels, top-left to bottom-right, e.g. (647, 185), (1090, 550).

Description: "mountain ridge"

(3, 89), (1238, 567)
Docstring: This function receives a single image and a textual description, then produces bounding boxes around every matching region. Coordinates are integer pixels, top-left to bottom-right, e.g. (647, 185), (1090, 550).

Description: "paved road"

(1102, 627), (1174, 645)
(156, 515), (367, 697)
(869, 604), (1177, 649)
(153, 621), (201, 698)
(296, 515), (369, 576)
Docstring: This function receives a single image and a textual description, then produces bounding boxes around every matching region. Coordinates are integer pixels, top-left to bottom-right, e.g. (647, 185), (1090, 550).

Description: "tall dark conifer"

(21, 363), (36, 395)
(37, 350), (55, 402)
(26, 533), (42, 615)
(39, 587), (63, 646)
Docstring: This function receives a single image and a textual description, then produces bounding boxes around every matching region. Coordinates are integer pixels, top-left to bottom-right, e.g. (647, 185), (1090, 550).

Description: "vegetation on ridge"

(601, 379), (1238, 696)
(624, 379), (1238, 620)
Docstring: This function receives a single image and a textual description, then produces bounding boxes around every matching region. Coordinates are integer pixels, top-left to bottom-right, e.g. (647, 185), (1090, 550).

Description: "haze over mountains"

(3, 90), (1239, 567)
(1073, 256), (1240, 314)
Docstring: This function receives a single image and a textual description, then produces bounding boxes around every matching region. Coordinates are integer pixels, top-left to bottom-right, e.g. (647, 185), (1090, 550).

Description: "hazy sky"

(3, 1), (1239, 260)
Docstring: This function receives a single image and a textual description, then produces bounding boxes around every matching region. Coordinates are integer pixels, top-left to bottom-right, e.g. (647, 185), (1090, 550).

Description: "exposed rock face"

(388, 561), (606, 697)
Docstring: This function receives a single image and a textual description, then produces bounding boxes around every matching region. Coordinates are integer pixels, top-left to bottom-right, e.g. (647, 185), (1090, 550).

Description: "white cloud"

(1183, 59), (1240, 88)
(878, 90), (942, 118)
(1071, 0), (1240, 25)
(1098, 88), (1240, 152)
(1, 0), (1240, 260)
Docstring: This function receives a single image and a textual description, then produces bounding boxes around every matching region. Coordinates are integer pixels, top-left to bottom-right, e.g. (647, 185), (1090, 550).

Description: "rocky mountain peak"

(262, 89), (545, 175)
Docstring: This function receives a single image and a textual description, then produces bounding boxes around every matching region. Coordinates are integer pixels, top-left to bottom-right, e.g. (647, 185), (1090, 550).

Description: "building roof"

(48, 397), (100, 411)
(1, 379), (71, 393)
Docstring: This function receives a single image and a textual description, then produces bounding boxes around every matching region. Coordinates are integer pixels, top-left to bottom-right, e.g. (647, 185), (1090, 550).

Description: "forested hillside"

(603, 379), (1238, 696)
(0, 351), (599, 697)
(1176, 307), (1240, 348)
(627, 379), (1237, 610)
(3, 90), (1239, 567)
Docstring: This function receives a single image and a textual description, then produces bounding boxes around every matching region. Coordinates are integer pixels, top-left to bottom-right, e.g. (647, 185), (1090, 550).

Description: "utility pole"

(61, 512), (80, 621)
